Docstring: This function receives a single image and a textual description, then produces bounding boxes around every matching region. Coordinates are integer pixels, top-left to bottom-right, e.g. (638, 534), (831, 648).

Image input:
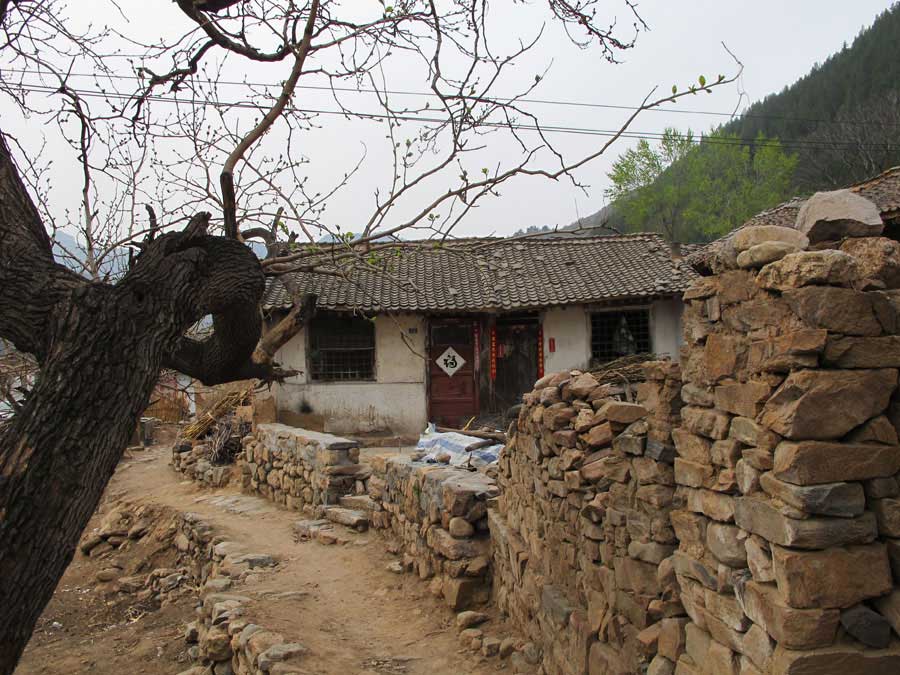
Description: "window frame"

(307, 314), (377, 383)
(589, 306), (652, 365)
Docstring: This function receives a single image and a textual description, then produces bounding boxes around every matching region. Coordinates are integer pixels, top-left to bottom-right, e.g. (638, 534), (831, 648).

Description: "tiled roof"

(264, 233), (698, 313)
(687, 166), (900, 273)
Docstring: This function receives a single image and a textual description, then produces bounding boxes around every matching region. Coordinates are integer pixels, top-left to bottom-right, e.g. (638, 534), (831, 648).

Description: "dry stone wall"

(491, 363), (684, 675)
(490, 190), (900, 674)
(239, 424), (498, 611)
(172, 440), (234, 488)
(240, 424), (369, 509)
(672, 198), (900, 675)
(367, 454), (498, 610)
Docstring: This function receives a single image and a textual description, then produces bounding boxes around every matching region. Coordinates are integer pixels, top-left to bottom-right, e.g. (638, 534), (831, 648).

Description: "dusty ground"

(17, 444), (514, 675)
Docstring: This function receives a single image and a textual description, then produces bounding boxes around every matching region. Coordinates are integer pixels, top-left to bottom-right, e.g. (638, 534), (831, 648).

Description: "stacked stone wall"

(239, 424), (368, 509)
(490, 191), (900, 674)
(491, 364), (684, 674)
(670, 210), (900, 673)
(237, 424), (498, 611)
(367, 454), (498, 610)
(172, 441), (234, 488)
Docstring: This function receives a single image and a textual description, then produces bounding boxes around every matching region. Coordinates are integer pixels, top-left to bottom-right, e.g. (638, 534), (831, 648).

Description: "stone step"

(324, 507), (369, 531)
(339, 495), (380, 513)
(292, 519), (332, 540)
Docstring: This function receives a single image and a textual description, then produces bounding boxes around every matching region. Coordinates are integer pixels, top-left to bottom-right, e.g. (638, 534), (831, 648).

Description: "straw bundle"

(181, 386), (252, 440)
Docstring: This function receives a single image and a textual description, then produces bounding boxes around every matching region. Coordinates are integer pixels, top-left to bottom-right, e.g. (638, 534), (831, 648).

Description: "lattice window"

(590, 309), (651, 364)
(309, 316), (375, 381)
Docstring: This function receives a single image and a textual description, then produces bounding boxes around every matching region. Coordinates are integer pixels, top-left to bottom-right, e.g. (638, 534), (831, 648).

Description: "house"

(262, 233), (698, 438)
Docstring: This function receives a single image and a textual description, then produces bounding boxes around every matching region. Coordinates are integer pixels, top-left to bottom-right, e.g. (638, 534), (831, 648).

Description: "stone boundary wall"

(239, 424), (368, 509)
(172, 441), (234, 488)
(489, 190), (900, 675)
(176, 514), (306, 675)
(239, 423), (499, 611)
(491, 363), (684, 674)
(367, 453), (499, 610)
(672, 210), (900, 674)
(80, 501), (304, 674)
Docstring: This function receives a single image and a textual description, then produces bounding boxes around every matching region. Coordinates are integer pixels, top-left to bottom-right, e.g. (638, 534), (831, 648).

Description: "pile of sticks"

(181, 387), (252, 441)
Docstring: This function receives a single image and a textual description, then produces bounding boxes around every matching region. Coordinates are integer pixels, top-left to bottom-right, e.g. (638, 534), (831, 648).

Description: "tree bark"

(0, 132), (267, 672)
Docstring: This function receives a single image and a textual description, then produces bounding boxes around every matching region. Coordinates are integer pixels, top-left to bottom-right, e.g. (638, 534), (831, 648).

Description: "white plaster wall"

(374, 314), (427, 383)
(651, 297), (684, 361)
(542, 306), (591, 373)
(272, 314), (427, 436)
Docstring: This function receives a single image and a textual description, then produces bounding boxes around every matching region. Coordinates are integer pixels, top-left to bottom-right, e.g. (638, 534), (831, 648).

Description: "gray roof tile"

(264, 233), (697, 313)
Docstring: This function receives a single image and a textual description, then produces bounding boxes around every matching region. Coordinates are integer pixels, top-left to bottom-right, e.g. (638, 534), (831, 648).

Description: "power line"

(3, 66), (900, 129)
(8, 81), (900, 152)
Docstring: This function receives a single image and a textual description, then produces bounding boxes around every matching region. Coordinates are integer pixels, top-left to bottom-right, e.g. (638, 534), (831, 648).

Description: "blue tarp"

(416, 430), (502, 468)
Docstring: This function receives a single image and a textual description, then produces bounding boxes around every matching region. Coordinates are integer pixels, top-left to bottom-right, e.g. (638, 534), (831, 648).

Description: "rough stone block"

(614, 556), (661, 596)
(741, 623), (773, 672)
(783, 286), (883, 336)
(747, 329), (827, 372)
(735, 580), (839, 649)
(873, 589), (900, 639)
(771, 642), (900, 674)
(760, 368), (897, 440)
(706, 522), (747, 568)
(672, 429), (712, 463)
(759, 472), (865, 517)
(443, 576), (489, 610)
(869, 497), (900, 539)
(795, 189), (883, 243)
(733, 225), (809, 252)
(714, 382), (772, 418)
(734, 496), (877, 549)
(757, 250), (859, 290)
(737, 241), (801, 268)
(773, 441), (900, 485)
(825, 335), (900, 368)
(679, 487), (735, 523)
(682, 406), (732, 441)
(745, 536), (775, 583)
(840, 604), (892, 648)
(601, 401), (648, 424)
(729, 417), (780, 451)
(841, 236), (900, 289)
(658, 618), (690, 662)
(771, 543), (893, 609)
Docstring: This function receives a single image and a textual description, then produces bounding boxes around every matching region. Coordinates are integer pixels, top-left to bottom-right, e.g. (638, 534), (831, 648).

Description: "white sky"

(2, 0), (894, 241)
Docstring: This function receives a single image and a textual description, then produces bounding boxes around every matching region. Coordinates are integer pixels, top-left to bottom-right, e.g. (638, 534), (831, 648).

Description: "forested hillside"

(723, 1), (900, 190)
(521, 4), (900, 242)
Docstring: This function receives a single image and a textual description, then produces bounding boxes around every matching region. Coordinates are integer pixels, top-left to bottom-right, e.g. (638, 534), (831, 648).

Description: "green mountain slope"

(722, 2), (900, 189)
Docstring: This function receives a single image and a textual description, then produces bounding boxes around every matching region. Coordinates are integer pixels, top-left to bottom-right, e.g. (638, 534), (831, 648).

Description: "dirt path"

(18, 446), (512, 675)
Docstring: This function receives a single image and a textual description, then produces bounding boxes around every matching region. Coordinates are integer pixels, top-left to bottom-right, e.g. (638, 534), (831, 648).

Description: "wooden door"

(428, 319), (478, 427)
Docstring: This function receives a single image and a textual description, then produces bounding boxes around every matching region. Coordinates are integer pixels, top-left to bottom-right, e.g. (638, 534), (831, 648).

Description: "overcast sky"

(2, 0), (894, 243)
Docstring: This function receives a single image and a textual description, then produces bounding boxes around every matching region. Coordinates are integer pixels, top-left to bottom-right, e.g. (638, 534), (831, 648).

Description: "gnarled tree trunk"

(0, 131), (268, 672)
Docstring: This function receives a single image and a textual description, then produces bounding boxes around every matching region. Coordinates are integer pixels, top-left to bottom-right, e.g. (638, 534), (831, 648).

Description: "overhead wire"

(3, 66), (900, 129)
(7, 80), (900, 153)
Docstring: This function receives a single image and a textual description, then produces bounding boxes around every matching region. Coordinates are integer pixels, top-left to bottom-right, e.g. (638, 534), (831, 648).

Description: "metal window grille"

(309, 316), (375, 381)
(590, 309), (651, 364)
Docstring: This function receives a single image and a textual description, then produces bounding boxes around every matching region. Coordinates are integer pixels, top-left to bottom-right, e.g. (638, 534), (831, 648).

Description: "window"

(309, 315), (375, 381)
(590, 309), (651, 364)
